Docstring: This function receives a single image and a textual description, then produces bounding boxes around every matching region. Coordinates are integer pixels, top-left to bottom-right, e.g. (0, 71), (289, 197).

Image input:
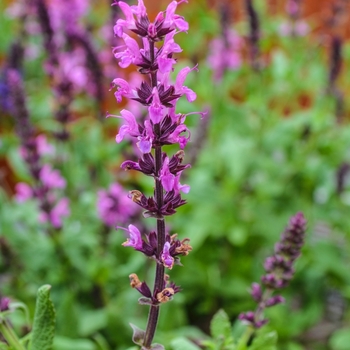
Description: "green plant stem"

(243, 288), (274, 347)
(0, 319), (26, 350)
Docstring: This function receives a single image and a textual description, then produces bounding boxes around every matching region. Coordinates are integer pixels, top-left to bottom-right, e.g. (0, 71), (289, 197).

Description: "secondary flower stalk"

(7, 69), (70, 231)
(244, 0), (260, 70)
(111, 1), (199, 348)
(239, 212), (307, 344)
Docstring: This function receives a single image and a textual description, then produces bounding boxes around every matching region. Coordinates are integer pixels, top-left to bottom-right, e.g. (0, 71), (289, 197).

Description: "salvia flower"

(111, 1), (197, 347)
(239, 212), (306, 329)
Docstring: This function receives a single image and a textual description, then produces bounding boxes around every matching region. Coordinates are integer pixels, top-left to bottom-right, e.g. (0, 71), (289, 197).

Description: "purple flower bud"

(238, 311), (255, 323)
(250, 283), (262, 302)
(0, 297), (10, 312)
(265, 295), (285, 307)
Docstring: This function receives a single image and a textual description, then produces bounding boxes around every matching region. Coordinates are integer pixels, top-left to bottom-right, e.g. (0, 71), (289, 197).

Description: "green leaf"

(30, 285), (56, 350)
(171, 337), (202, 350)
(79, 309), (107, 337)
(249, 331), (277, 350)
(0, 343), (9, 350)
(329, 328), (350, 350)
(53, 336), (96, 350)
(210, 309), (232, 340)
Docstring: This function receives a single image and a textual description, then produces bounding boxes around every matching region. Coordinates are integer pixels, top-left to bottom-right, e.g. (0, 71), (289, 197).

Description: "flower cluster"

(120, 225), (192, 271)
(7, 69), (70, 230)
(33, 0), (104, 139)
(110, 0), (198, 347)
(129, 273), (181, 306)
(280, 0), (309, 37)
(207, 29), (242, 81)
(239, 212), (307, 329)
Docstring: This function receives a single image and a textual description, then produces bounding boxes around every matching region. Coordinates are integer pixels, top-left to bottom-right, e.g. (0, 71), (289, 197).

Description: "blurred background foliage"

(1, 0), (350, 349)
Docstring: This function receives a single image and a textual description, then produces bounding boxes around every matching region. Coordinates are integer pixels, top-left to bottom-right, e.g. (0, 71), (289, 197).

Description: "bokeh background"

(1, 0), (350, 349)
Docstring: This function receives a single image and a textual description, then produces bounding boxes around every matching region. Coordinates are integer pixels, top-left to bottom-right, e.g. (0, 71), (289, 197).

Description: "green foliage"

(30, 285), (56, 350)
(171, 337), (201, 350)
(1, 0), (350, 349)
(329, 328), (350, 350)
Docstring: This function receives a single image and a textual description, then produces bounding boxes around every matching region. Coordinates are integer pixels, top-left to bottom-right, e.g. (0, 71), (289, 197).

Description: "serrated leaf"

(171, 337), (201, 350)
(30, 285), (56, 350)
(210, 309), (232, 340)
(130, 323), (145, 345)
(249, 331), (277, 350)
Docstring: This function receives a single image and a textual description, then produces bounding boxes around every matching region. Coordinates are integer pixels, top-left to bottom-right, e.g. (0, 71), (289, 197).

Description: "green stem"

(0, 320), (26, 350)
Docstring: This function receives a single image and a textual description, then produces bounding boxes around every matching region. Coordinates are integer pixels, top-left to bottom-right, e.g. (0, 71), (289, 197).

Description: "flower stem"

(143, 41), (165, 349)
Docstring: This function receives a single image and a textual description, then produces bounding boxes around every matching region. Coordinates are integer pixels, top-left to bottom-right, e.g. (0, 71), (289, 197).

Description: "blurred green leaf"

(30, 285), (56, 350)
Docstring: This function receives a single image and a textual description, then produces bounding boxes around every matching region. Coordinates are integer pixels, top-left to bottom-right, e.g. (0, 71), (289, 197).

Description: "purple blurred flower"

(39, 197), (70, 229)
(40, 165), (66, 189)
(15, 183), (33, 203)
(36, 135), (55, 156)
(97, 183), (137, 227)
(207, 29), (242, 81)
(0, 297), (10, 312)
(48, 0), (89, 34)
(280, 21), (309, 37)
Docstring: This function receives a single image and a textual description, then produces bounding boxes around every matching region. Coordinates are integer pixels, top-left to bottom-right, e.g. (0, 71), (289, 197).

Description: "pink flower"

(111, 78), (135, 103)
(160, 158), (175, 192)
(207, 30), (242, 81)
(120, 224), (143, 250)
(36, 135), (55, 156)
(50, 198), (70, 228)
(157, 32), (182, 74)
(163, 1), (189, 33)
(174, 174), (190, 194)
(279, 21), (309, 37)
(39, 197), (70, 228)
(112, 109), (139, 143)
(15, 183), (33, 202)
(39, 165), (66, 189)
(148, 88), (164, 124)
(97, 183), (137, 227)
(113, 0), (146, 37)
(113, 34), (142, 68)
(161, 242), (174, 269)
